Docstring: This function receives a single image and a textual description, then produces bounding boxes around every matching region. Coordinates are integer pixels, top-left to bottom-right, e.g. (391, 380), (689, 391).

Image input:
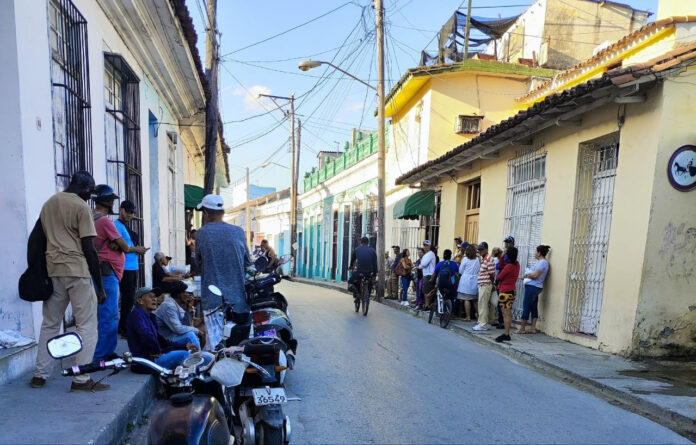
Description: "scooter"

(45, 331), (289, 445)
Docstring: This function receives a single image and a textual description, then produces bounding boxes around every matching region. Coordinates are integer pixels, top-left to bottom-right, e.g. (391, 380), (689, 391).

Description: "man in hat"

(126, 287), (194, 372)
(152, 252), (186, 293)
(114, 200), (149, 336)
(31, 171), (109, 392)
(154, 281), (204, 350)
(195, 194), (250, 350)
(387, 245), (402, 299)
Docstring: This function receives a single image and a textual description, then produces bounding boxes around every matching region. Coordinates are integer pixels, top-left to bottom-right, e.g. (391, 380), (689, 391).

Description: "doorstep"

(0, 340), (155, 445)
(295, 276), (696, 441)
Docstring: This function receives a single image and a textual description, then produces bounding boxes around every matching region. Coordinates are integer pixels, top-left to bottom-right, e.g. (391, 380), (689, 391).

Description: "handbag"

(18, 218), (53, 302)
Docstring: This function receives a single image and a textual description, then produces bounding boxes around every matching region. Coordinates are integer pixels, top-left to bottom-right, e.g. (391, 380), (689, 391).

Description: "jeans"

(118, 270), (137, 334)
(400, 276), (411, 301)
(155, 350), (190, 370)
(171, 331), (201, 350)
(94, 271), (119, 361)
(522, 284), (543, 321)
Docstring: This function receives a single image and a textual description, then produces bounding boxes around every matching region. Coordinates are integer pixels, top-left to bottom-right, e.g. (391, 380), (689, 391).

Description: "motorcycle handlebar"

(61, 356), (172, 376)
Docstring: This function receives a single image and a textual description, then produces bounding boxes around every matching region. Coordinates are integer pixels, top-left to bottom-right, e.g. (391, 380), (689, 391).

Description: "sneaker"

(472, 324), (489, 331)
(70, 379), (111, 392)
(30, 376), (46, 388)
(401, 301), (409, 306)
(495, 334), (511, 343)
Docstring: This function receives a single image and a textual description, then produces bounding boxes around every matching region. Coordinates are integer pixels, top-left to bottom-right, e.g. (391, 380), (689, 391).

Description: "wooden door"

(464, 180), (481, 244)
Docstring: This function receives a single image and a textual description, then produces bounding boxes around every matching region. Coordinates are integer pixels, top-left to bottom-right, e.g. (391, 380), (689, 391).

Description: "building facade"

(396, 10), (696, 358)
(0, 0), (228, 383)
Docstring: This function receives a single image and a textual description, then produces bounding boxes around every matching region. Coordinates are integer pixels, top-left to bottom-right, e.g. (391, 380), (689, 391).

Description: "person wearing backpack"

(432, 249), (459, 306)
(457, 244), (481, 321)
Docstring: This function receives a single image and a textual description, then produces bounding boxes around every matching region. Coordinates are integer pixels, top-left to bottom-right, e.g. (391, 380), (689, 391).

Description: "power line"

(220, 2), (356, 57)
(223, 45), (346, 64)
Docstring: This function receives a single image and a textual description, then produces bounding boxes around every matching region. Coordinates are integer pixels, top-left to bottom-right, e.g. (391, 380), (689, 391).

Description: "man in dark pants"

(115, 200), (149, 336)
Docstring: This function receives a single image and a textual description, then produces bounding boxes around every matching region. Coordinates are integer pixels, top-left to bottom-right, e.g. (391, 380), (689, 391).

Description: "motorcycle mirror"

(254, 256), (269, 271)
(208, 285), (223, 297)
(47, 332), (83, 359)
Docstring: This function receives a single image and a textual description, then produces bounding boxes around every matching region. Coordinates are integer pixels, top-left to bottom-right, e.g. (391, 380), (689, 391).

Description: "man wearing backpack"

(433, 249), (459, 304)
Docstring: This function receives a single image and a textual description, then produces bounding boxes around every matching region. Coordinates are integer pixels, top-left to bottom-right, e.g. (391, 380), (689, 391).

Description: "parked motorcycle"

(46, 331), (290, 444)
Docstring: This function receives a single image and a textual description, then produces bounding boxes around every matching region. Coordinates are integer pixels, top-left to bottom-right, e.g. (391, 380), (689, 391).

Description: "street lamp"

(297, 5), (386, 300)
(261, 161), (289, 170)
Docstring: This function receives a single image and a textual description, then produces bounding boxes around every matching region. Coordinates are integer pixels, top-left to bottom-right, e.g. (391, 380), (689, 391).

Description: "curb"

(294, 277), (696, 441)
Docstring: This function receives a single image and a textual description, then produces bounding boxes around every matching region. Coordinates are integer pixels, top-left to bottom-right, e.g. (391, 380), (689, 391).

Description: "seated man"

(152, 252), (187, 293)
(126, 286), (196, 373)
(259, 239), (278, 271)
(154, 281), (205, 350)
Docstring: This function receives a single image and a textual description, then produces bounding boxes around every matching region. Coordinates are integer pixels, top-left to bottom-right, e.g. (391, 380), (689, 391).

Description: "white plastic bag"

(490, 289), (499, 307)
(63, 303), (76, 328)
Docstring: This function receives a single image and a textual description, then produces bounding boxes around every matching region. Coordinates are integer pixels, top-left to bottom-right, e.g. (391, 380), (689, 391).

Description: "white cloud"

(233, 85), (272, 111)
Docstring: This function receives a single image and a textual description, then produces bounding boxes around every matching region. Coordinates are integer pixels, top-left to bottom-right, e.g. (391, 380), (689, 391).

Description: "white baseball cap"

(197, 194), (224, 210)
(423, 240), (431, 246)
(185, 283), (196, 293)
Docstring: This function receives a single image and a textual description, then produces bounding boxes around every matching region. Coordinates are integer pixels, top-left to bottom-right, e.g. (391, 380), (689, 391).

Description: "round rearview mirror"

(208, 285), (223, 296)
(47, 332), (83, 359)
(254, 256), (269, 272)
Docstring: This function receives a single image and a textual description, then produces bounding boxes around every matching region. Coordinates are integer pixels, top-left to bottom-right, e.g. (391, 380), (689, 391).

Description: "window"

(420, 190), (441, 248)
(104, 53), (143, 284)
(49, 0), (92, 190)
(454, 115), (483, 134)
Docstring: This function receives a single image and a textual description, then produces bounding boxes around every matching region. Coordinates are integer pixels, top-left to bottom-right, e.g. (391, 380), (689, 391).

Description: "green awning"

(184, 184), (204, 209)
(393, 190), (435, 220)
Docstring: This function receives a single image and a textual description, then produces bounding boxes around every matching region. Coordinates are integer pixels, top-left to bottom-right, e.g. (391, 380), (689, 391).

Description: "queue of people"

(29, 170), (250, 392)
(387, 235), (551, 343)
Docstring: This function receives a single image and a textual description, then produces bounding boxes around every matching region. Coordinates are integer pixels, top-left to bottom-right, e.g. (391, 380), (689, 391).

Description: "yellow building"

(395, 12), (696, 358)
(385, 60), (557, 253)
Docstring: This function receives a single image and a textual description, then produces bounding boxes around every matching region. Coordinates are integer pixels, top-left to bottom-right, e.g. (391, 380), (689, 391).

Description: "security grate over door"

(503, 144), (547, 320)
(564, 136), (619, 336)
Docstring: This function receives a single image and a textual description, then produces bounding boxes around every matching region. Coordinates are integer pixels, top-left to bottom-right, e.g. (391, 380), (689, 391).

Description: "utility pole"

(463, 0), (473, 60)
(289, 94), (297, 277)
(203, 0), (219, 195)
(375, 0), (386, 301)
(293, 119), (301, 277)
(246, 167), (251, 251)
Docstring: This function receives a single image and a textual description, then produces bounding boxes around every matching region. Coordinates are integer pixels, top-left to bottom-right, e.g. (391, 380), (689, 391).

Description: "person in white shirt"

(417, 240), (436, 308)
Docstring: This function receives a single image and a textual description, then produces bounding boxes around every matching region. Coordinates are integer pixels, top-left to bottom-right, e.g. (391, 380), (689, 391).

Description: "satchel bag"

(18, 218), (53, 302)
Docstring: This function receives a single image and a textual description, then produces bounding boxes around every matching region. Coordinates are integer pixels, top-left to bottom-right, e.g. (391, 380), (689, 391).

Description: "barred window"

(454, 115), (483, 134)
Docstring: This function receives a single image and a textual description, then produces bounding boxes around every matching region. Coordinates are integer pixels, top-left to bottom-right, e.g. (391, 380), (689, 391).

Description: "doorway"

(464, 179), (480, 244)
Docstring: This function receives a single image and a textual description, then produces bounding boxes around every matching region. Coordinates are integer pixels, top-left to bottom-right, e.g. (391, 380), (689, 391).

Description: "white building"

(0, 0), (229, 383)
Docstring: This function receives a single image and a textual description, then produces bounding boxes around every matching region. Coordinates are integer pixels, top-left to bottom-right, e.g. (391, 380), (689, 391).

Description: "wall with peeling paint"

(633, 67), (696, 358)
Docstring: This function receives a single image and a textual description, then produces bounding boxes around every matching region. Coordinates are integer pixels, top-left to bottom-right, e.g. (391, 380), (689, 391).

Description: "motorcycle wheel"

(257, 423), (283, 445)
(440, 299), (452, 329)
(362, 285), (370, 316)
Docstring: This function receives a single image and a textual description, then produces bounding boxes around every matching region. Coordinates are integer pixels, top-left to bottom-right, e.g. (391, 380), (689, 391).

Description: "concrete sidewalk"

(295, 277), (696, 441)
(0, 340), (155, 445)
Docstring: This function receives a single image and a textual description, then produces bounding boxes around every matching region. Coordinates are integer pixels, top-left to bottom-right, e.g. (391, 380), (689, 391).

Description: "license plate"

(252, 387), (287, 406)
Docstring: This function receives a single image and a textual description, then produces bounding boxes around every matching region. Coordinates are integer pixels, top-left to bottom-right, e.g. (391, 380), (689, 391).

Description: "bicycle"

(428, 288), (453, 329)
(352, 273), (373, 316)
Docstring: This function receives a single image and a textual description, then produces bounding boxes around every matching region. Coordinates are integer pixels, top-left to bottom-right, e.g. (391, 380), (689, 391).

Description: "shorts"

(498, 291), (516, 309)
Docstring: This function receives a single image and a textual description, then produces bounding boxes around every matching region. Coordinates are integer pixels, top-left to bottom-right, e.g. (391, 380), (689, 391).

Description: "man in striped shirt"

(473, 242), (496, 331)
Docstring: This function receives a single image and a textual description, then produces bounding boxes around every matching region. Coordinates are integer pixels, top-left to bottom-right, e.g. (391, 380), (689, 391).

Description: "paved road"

(279, 280), (689, 444)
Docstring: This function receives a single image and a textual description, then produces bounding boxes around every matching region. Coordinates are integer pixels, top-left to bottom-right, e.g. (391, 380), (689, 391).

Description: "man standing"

(473, 242), (496, 331)
(91, 185), (127, 362)
(114, 200), (149, 336)
(418, 240), (436, 308)
(495, 236), (515, 328)
(260, 239), (278, 270)
(195, 194), (250, 350)
(31, 171), (109, 392)
(388, 245), (402, 299)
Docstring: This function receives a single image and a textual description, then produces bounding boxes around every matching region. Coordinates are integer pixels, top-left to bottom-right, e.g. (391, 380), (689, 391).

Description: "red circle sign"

(667, 145), (696, 192)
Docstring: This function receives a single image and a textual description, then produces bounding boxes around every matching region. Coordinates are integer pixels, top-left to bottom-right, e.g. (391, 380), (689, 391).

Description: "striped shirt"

(477, 254), (495, 285)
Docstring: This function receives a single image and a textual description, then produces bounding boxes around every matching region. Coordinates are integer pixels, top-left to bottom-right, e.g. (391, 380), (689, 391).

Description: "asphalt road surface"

(279, 280), (689, 444)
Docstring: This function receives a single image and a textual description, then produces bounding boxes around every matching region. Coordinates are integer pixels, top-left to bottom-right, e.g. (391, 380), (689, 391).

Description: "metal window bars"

(49, 0), (92, 190)
(564, 135), (620, 336)
(104, 53), (144, 286)
(503, 143), (547, 321)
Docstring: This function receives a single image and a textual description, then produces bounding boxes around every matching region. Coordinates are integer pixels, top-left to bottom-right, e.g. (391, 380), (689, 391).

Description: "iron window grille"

(564, 134), (620, 336)
(49, 0), (92, 190)
(104, 53), (144, 285)
(454, 115), (483, 134)
(503, 144), (547, 321)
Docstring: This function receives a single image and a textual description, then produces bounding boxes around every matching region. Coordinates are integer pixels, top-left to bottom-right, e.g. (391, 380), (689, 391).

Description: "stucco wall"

(633, 73), (696, 358)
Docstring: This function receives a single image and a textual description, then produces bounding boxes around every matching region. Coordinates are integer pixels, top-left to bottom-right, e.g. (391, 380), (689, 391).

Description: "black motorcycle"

(45, 331), (289, 445)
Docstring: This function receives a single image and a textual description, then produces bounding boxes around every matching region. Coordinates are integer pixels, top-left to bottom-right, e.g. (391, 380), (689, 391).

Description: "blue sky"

(185, 0), (658, 191)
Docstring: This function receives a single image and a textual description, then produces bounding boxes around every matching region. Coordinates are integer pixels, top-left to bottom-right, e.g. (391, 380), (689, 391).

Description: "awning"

(184, 184), (204, 209)
(393, 190), (435, 220)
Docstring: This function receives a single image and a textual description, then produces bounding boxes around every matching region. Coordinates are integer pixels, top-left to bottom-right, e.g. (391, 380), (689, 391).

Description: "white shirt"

(420, 251), (436, 276)
(457, 257), (481, 295)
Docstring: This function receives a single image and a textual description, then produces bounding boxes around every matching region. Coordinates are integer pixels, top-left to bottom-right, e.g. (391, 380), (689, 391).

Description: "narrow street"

(279, 281), (688, 444)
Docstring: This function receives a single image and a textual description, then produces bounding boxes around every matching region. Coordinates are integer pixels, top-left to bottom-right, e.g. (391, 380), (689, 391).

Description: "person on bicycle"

(348, 236), (377, 297)
(433, 249), (459, 304)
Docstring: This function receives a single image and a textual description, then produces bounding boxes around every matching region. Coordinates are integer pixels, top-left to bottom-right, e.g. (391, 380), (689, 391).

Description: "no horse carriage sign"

(667, 145), (696, 192)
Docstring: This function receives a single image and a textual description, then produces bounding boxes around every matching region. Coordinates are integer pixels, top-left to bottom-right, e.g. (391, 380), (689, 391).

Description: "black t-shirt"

(152, 263), (166, 289)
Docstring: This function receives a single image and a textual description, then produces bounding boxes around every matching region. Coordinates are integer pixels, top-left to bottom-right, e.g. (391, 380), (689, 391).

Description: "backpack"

(436, 260), (456, 290)
(18, 218), (53, 302)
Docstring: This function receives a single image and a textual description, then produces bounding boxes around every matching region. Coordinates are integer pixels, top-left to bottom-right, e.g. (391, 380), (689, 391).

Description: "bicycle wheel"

(440, 299), (452, 329)
(362, 284), (370, 316)
(428, 306), (435, 324)
(354, 294), (360, 312)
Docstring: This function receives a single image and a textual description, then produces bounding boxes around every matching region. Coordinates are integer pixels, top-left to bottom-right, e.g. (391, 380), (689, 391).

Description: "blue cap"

(504, 236), (515, 244)
(94, 184), (119, 203)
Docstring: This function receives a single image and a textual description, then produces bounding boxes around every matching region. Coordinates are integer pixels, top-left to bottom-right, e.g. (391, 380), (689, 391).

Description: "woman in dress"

(456, 244), (481, 321)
